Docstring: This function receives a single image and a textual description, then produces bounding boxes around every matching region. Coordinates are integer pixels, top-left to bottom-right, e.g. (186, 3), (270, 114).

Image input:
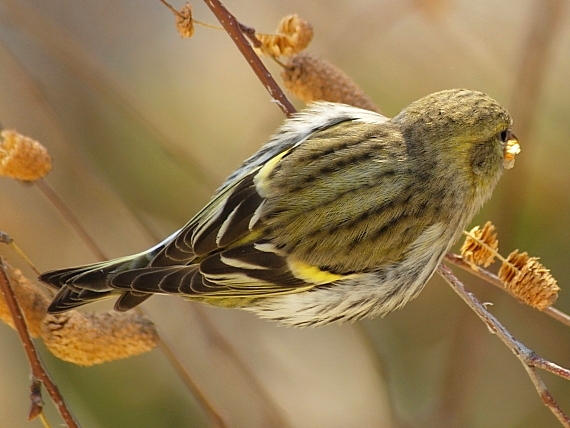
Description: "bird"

(40, 89), (519, 326)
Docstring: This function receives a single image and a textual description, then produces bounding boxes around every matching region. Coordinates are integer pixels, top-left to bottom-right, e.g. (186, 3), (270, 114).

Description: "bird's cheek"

(469, 141), (502, 176)
(469, 150), (489, 175)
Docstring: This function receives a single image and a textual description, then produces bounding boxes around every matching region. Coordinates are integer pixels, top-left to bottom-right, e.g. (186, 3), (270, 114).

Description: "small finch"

(40, 89), (519, 326)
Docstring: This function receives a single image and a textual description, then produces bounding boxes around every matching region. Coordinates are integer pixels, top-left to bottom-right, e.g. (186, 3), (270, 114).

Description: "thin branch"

(132, 272), (229, 421)
(190, 305), (289, 427)
(37, 180), (226, 424)
(544, 307), (570, 329)
(159, 0), (223, 30)
(523, 365), (570, 427)
(0, 257), (79, 427)
(151, 323), (227, 427)
(437, 263), (570, 427)
(3, 0), (215, 192)
(202, 0), (296, 117)
(238, 23), (262, 48)
(0, 232), (40, 276)
(35, 180), (107, 262)
(35, 177), (226, 423)
(445, 253), (570, 328)
(152, 6), (297, 419)
(159, 0), (182, 17)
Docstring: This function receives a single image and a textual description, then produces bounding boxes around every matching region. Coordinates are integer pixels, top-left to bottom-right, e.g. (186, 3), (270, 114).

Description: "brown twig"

(202, 0), (296, 117)
(437, 263), (570, 427)
(34, 174), (225, 421)
(238, 22), (262, 48)
(1, 231), (41, 277)
(151, 322), (227, 427)
(37, 181), (226, 423)
(148, 24), (300, 424)
(0, 257), (79, 427)
(445, 253), (570, 328)
(158, 0), (181, 16)
(164, 363), (223, 428)
(3, 0), (215, 193)
(190, 305), (289, 426)
(35, 180), (107, 262)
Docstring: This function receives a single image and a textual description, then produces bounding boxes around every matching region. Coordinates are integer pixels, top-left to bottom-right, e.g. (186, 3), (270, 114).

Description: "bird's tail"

(40, 251), (156, 313)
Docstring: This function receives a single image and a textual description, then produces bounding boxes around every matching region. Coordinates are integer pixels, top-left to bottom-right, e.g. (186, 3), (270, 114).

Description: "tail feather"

(46, 286), (114, 313)
(40, 252), (156, 313)
(114, 291), (152, 312)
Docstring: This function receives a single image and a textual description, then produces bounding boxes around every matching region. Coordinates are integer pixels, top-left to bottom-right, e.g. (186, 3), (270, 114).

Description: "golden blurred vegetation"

(0, 0), (569, 427)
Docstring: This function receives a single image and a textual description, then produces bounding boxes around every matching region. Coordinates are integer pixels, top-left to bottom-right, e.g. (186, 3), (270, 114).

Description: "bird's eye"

(500, 130), (510, 142)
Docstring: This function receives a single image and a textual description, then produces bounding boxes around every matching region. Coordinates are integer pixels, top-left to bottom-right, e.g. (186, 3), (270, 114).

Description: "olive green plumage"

(40, 89), (518, 326)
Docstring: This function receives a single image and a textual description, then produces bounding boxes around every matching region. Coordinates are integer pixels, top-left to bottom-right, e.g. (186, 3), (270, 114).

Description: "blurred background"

(1, 0), (569, 427)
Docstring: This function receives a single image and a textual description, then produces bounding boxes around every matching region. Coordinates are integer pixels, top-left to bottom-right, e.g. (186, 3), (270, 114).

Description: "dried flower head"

(0, 262), (50, 338)
(0, 130), (52, 181)
(460, 222), (499, 268)
(175, 3), (194, 38)
(498, 250), (559, 310)
(42, 310), (159, 366)
(281, 52), (380, 112)
(257, 14), (313, 57)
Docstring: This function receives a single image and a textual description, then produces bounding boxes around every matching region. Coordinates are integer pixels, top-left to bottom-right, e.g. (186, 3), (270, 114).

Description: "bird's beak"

(504, 133), (520, 169)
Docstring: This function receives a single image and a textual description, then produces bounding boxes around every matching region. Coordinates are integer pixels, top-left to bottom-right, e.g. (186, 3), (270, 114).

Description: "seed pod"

(257, 14), (313, 57)
(460, 221), (498, 268)
(0, 262), (50, 338)
(175, 3), (194, 38)
(498, 250), (559, 310)
(281, 52), (380, 112)
(42, 310), (159, 366)
(0, 130), (52, 181)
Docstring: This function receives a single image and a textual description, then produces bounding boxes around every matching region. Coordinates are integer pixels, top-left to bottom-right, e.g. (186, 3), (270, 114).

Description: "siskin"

(40, 89), (520, 326)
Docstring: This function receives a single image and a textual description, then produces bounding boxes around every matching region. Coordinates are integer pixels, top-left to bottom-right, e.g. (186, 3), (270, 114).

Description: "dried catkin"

(0, 130), (52, 181)
(42, 310), (159, 366)
(281, 52), (380, 112)
(460, 222), (498, 268)
(498, 250), (559, 310)
(0, 262), (50, 338)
